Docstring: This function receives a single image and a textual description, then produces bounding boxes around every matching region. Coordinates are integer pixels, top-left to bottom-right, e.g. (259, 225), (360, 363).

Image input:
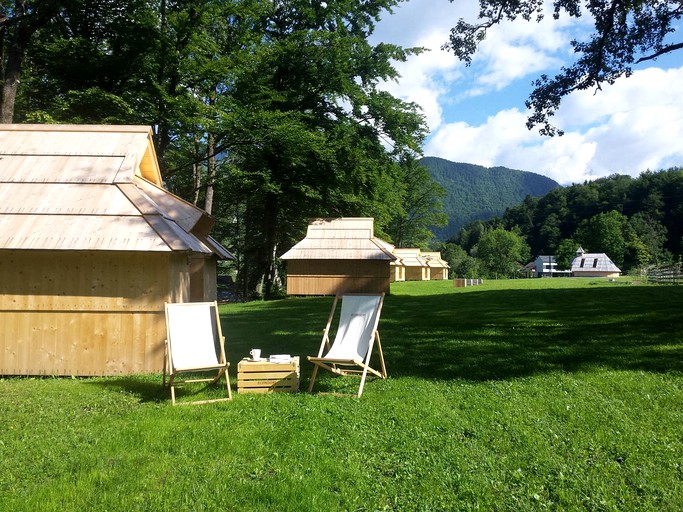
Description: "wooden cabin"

(422, 251), (450, 280)
(0, 124), (233, 376)
(375, 238), (404, 282)
(280, 218), (396, 295)
(393, 248), (430, 281)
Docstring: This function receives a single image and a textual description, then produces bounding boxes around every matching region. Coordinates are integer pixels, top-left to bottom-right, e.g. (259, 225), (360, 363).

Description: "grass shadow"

(384, 285), (683, 380)
(220, 284), (683, 385)
(86, 375), (168, 403)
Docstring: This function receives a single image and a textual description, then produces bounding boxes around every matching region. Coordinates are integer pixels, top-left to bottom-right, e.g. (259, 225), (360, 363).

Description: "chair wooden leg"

(308, 365), (319, 393)
(376, 333), (387, 379)
(225, 368), (233, 400)
(163, 342), (169, 387)
(170, 375), (177, 406)
(357, 365), (370, 398)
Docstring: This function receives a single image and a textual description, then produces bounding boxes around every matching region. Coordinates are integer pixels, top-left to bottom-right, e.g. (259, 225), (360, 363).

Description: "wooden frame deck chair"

(163, 301), (232, 405)
(307, 293), (387, 398)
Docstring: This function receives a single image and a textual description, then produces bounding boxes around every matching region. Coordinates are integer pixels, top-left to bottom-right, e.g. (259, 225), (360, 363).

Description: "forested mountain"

(448, 169), (683, 277)
(421, 157), (559, 240)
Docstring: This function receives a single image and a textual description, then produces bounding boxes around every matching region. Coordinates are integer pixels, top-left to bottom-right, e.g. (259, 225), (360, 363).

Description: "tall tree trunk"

(192, 130), (201, 205)
(205, 131), (216, 215)
(203, 83), (219, 215)
(0, 1), (58, 123)
(261, 193), (281, 298)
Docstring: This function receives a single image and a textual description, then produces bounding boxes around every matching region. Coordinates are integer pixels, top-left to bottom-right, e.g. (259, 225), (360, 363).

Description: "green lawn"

(2, 278), (682, 510)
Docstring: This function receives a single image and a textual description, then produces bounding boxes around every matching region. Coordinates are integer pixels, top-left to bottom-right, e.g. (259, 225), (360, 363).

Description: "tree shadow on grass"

(381, 285), (683, 381)
(221, 286), (683, 384)
(92, 285), (683, 398)
(86, 375), (168, 403)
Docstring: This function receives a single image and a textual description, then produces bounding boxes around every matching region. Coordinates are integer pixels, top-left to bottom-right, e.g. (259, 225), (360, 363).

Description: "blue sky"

(372, 0), (683, 185)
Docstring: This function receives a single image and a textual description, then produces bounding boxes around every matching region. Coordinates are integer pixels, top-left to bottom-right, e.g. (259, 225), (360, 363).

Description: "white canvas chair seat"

(163, 301), (232, 405)
(307, 293), (387, 397)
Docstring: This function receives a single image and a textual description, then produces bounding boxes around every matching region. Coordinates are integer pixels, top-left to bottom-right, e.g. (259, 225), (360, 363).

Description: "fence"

(453, 278), (484, 288)
(647, 263), (683, 284)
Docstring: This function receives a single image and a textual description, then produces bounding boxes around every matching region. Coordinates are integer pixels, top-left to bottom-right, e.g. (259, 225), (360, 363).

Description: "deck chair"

(307, 293), (387, 398)
(163, 301), (232, 405)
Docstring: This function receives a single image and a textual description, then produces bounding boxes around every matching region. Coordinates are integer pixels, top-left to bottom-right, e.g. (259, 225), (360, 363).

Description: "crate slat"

(237, 357), (300, 394)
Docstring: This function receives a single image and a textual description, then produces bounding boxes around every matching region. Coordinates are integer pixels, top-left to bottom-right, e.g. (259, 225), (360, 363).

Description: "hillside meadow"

(2, 278), (682, 510)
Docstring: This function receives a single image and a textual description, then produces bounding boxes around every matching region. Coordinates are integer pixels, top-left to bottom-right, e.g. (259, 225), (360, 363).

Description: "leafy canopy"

(444, 0), (683, 135)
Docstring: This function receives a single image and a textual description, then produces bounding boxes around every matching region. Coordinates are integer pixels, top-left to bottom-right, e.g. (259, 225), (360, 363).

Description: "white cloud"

(425, 66), (683, 185)
(471, 11), (574, 91)
(374, 0), (683, 183)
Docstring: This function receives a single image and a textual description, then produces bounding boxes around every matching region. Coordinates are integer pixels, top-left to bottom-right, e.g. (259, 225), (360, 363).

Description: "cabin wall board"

(0, 250), (190, 376)
(431, 268), (448, 280)
(189, 254), (218, 302)
(404, 267), (426, 281)
(286, 260), (390, 295)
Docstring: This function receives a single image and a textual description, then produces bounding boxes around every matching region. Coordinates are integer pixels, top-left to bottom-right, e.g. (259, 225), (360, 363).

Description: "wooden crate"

(237, 357), (300, 394)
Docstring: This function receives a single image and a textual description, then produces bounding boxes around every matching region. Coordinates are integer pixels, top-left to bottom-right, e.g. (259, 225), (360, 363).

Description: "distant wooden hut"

(423, 251), (450, 280)
(0, 124), (233, 376)
(393, 248), (430, 281)
(280, 218), (396, 295)
(375, 238), (404, 282)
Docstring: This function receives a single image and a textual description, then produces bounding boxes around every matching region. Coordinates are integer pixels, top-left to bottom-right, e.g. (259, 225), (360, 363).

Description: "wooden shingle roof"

(393, 248), (428, 268)
(0, 124), (232, 258)
(281, 218), (396, 260)
(422, 251), (450, 269)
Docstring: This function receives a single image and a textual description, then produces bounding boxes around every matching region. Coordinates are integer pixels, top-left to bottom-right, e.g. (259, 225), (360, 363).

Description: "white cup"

(250, 348), (261, 360)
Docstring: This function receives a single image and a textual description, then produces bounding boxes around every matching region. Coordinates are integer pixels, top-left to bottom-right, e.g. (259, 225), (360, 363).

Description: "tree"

(575, 210), (628, 267)
(629, 212), (669, 265)
(473, 227), (530, 278)
(0, 0), (61, 122)
(385, 155), (447, 248)
(555, 238), (578, 270)
(7, 0), (440, 300)
(222, 0), (428, 298)
(444, 0), (683, 135)
(437, 242), (480, 278)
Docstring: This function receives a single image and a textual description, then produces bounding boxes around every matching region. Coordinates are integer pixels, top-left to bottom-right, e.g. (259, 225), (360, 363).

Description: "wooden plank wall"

(286, 260), (390, 295)
(404, 267), (425, 281)
(0, 251), (188, 376)
(189, 254), (218, 302)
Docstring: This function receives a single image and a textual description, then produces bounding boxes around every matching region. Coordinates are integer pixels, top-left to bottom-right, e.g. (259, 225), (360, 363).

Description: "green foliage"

(435, 242), (480, 278)
(422, 157), (559, 240)
(384, 156), (448, 248)
(555, 238), (577, 270)
(8, 0), (434, 299)
(445, 0), (683, 135)
(473, 227), (530, 278)
(2, 279), (683, 510)
(575, 210), (628, 267)
(454, 168), (683, 273)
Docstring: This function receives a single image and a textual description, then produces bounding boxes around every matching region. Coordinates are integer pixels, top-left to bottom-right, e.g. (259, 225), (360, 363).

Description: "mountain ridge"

(422, 156), (560, 240)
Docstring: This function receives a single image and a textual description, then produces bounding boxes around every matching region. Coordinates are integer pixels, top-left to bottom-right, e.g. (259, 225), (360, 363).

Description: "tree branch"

(636, 42), (683, 63)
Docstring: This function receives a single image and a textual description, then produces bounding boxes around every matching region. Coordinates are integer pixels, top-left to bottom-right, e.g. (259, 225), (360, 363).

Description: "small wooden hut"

(280, 217), (396, 295)
(423, 251), (450, 280)
(393, 248), (430, 281)
(375, 238), (404, 282)
(0, 124), (233, 376)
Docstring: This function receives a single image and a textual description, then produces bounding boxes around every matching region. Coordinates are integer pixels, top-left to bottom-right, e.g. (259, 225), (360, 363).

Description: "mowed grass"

(2, 278), (683, 510)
